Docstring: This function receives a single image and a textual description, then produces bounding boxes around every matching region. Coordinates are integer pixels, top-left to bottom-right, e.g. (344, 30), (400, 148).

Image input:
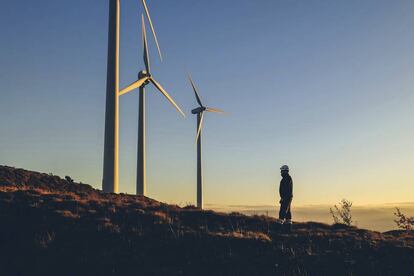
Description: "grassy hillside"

(0, 165), (413, 275)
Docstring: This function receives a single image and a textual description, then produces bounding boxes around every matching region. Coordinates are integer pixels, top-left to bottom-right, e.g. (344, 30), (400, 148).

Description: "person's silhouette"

(278, 165), (293, 231)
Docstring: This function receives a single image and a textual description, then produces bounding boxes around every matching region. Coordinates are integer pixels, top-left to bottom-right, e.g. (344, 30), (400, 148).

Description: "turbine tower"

(103, 0), (120, 193)
(188, 74), (225, 209)
(119, 14), (185, 196)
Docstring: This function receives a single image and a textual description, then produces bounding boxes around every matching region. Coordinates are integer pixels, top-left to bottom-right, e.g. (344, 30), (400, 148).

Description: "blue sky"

(1, 0), (414, 206)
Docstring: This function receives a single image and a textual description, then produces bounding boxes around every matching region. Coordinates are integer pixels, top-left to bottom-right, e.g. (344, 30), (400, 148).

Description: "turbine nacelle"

(138, 70), (151, 85)
(138, 70), (151, 78)
(191, 106), (206, 114)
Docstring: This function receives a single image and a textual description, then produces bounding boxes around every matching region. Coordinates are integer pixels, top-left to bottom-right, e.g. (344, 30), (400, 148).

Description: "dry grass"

(1, 165), (414, 275)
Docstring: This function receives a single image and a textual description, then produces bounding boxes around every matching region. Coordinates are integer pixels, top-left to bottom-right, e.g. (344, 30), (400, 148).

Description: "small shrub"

(65, 176), (74, 183)
(394, 208), (414, 231)
(183, 205), (197, 209)
(182, 203), (196, 209)
(330, 199), (353, 226)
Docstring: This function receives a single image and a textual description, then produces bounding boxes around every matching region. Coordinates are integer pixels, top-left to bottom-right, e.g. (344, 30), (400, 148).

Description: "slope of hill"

(1, 165), (413, 275)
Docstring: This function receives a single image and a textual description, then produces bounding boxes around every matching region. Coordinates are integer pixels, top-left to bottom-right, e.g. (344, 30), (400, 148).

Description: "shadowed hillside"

(1, 165), (413, 276)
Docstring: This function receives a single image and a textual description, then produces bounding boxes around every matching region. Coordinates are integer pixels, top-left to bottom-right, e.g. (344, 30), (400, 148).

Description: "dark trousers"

(279, 198), (292, 220)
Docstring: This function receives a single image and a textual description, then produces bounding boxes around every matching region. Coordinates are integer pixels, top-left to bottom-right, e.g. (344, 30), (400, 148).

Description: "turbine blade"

(141, 0), (163, 61)
(150, 77), (185, 117)
(206, 107), (226, 114)
(188, 73), (203, 107)
(119, 77), (148, 96)
(195, 112), (204, 144)
(141, 14), (150, 74)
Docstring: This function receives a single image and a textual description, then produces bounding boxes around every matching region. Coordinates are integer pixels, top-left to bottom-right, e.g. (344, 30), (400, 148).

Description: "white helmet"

(280, 165), (289, 171)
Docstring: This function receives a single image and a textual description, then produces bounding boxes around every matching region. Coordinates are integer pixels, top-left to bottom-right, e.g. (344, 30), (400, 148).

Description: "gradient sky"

(1, 0), (414, 207)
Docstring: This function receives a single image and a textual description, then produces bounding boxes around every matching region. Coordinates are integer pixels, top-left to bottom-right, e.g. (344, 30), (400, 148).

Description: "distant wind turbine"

(188, 74), (225, 209)
(119, 14), (185, 196)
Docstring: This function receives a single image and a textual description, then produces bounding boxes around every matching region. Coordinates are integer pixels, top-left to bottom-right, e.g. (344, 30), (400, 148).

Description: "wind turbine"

(102, 0), (165, 194)
(188, 74), (225, 209)
(119, 14), (185, 196)
(102, 0), (120, 193)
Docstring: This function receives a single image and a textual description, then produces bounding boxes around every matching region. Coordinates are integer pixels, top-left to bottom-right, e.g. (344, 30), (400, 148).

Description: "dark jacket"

(279, 174), (293, 199)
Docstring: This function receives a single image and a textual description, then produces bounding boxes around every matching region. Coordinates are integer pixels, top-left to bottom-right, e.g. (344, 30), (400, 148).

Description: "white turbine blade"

(188, 73), (203, 107)
(141, 0), (163, 61)
(141, 14), (150, 74)
(119, 77), (148, 96)
(149, 77), (185, 117)
(206, 107), (226, 114)
(195, 112), (204, 144)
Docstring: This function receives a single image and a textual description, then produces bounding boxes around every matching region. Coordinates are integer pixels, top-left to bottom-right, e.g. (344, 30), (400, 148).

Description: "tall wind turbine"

(188, 74), (225, 209)
(103, 0), (120, 193)
(119, 14), (185, 196)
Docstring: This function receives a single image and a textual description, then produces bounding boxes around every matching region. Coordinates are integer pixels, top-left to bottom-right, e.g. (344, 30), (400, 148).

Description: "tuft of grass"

(35, 231), (55, 249)
(55, 210), (80, 219)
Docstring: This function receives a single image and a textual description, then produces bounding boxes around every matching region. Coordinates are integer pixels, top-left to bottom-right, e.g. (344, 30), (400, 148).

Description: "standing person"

(278, 165), (293, 231)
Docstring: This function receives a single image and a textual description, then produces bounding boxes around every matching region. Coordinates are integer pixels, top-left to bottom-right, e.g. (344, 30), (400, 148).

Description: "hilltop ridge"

(0, 165), (413, 275)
